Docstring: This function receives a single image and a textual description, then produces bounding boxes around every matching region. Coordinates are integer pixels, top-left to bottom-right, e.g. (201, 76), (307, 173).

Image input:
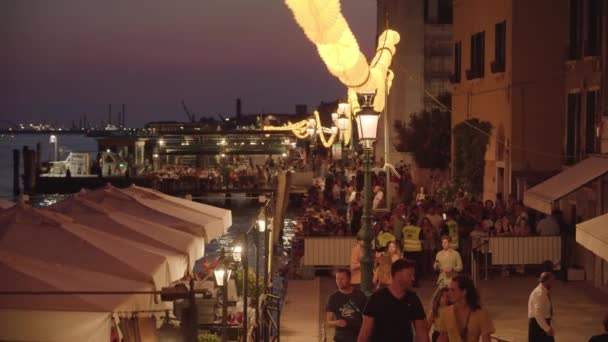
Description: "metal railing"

(259, 293), (281, 342)
(470, 239), (489, 287)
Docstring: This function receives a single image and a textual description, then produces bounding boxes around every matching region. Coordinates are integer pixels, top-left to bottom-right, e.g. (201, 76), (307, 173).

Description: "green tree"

(452, 118), (492, 195)
(235, 267), (265, 305)
(394, 109), (451, 170)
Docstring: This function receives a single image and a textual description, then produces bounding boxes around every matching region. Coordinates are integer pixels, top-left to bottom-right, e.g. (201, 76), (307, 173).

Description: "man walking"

(528, 272), (556, 341)
(434, 236), (463, 289)
(357, 259), (429, 342)
(326, 269), (368, 342)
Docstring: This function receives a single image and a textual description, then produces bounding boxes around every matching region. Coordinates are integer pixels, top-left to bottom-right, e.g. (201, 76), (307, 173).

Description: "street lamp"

(49, 135), (58, 161)
(354, 107), (380, 150)
(354, 91), (380, 297)
(254, 208), (267, 342)
(233, 233), (249, 341)
(257, 214), (266, 233)
(232, 244), (243, 263)
(214, 249), (233, 342)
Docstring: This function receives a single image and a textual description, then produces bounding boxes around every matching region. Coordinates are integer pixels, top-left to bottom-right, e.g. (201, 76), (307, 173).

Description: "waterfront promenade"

(281, 275), (608, 341)
(281, 278), (321, 342)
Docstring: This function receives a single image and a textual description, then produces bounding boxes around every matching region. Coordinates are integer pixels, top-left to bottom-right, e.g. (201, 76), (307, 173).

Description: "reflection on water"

(31, 194), (71, 208)
(184, 197), (300, 273)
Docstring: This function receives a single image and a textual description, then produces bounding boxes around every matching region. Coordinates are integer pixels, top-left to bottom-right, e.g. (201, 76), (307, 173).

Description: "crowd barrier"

(301, 236), (561, 268)
(488, 236), (561, 265)
(301, 237), (357, 267)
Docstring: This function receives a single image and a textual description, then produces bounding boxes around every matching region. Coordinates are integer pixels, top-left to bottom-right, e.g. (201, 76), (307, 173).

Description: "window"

(437, 0), (453, 24)
(492, 21), (506, 73)
(424, 0), (453, 24)
(568, 0), (583, 60)
(586, 90), (599, 154)
(466, 32), (485, 80)
(585, 0), (602, 56)
(566, 92), (581, 165)
(451, 41), (462, 83)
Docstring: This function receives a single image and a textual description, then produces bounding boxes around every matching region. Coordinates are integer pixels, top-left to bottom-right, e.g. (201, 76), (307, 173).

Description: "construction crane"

(181, 100), (195, 123)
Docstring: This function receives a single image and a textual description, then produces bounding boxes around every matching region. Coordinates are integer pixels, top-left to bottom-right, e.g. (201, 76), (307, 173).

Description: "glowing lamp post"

(49, 135), (58, 161)
(232, 245), (243, 263)
(355, 91), (380, 297)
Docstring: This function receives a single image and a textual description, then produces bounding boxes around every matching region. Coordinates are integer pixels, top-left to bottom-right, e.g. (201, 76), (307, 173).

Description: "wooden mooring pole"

(13, 149), (20, 197)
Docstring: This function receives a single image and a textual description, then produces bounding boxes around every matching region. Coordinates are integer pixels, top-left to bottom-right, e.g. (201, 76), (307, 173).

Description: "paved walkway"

(283, 275), (608, 342)
(280, 278), (321, 342)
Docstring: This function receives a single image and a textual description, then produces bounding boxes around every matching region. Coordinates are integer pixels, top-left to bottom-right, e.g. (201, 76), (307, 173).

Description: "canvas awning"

(576, 214), (608, 262)
(0, 204), (186, 288)
(0, 250), (160, 312)
(0, 250), (164, 342)
(82, 187), (206, 237)
(50, 195), (204, 269)
(121, 185), (231, 240)
(524, 156), (608, 214)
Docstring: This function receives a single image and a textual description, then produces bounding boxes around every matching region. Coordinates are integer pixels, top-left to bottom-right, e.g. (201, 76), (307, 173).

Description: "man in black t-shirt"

(326, 269), (367, 342)
(589, 313), (608, 342)
(358, 259), (429, 342)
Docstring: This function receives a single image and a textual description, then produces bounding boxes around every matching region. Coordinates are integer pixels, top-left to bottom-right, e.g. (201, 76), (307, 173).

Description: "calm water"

(0, 133), (97, 199)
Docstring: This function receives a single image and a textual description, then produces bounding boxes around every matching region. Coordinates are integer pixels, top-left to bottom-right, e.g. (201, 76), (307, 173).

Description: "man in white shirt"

(528, 272), (556, 341)
(434, 236), (463, 288)
(372, 185), (384, 210)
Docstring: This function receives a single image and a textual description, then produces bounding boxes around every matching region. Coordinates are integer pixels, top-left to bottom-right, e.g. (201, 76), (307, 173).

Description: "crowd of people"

(291, 158), (567, 281)
(284, 158), (608, 342)
(327, 256), (606, 342)
(144, 156), (309, 189)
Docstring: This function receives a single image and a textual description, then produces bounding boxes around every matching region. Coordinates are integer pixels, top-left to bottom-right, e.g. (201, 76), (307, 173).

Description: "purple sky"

(1, 0), (376, 127)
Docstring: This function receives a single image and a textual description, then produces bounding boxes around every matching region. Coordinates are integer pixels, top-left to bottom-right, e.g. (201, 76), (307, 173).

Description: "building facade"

(523, 0), (608, 289)
(451, 0), (569, 201)
(375, 0), (453, 167)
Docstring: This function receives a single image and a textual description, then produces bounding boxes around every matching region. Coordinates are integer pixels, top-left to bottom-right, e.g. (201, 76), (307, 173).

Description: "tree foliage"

(394, 109), (451, 170)
(452, 118), (492, 195)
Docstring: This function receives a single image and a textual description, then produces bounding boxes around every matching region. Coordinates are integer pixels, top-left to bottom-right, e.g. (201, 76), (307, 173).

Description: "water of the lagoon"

(0, 133), (97, 199)
(0, 133), (297, 267)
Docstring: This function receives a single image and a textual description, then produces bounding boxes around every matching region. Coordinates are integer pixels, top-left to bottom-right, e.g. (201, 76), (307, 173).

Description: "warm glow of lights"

(284, 0), (400, 112)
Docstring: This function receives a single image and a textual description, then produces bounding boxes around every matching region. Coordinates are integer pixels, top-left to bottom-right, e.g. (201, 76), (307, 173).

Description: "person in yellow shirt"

(438, 275), (495, 342)
(376, 224), (396, 251)
(402, 217), (422, 288)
